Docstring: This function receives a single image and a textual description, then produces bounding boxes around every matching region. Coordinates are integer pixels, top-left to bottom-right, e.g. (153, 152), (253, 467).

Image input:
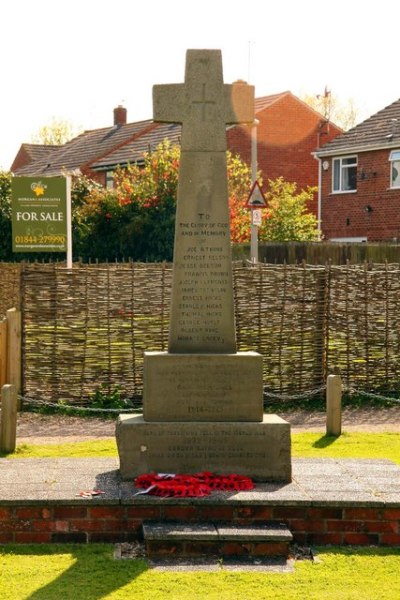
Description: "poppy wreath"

(134, 471), (254, 497)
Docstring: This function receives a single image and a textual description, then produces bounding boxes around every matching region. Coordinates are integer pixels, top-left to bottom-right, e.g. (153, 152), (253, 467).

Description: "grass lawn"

(0, 544), (399, 600)
(5, 431), (400, 464)
(1, 432), (399, 599)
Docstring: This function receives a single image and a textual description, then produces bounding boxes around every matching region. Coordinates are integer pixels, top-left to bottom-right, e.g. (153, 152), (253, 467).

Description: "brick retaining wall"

(1, 503), (399, 546)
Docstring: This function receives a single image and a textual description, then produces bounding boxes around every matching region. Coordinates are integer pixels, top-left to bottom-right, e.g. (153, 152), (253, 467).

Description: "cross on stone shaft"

(153, 49), (254, 151)
(153, 50), (254, 354)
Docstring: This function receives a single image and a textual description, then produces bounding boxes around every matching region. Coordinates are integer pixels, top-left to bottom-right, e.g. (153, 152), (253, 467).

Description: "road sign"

(252, 209), (262, 226)
(246, 181), (267, 208)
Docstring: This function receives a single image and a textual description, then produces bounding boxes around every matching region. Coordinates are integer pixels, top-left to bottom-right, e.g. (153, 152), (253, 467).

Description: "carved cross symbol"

(153, 50), (254, 152)
(192, 83), (215, 121)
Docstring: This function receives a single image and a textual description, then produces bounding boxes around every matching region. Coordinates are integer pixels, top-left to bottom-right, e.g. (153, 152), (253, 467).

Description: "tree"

(31, 117), (81, 145)
(75, 142), (255, 261)
(74, 140), (180, 261)
(259, 178), (319, 242)
(229, 176), (319, 243)
(228, 152), (254, 244)
(301, 88), (359, 131)
(0, 143), (258, 261)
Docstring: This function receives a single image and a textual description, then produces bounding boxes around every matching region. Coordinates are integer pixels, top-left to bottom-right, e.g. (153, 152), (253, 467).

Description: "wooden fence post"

(0, 384), (17, 453)
(326, 374), (342, 436)
(314, 267), (328, 387)
(6, 308), (22, 410)
(0, 318), (7, 400)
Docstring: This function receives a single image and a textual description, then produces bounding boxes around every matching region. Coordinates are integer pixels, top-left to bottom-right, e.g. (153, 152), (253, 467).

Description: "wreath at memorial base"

(134, 471), (254, 497)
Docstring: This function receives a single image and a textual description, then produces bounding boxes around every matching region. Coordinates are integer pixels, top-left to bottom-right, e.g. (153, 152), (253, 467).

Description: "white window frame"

(332, 155), (358, 193)
(105, 170), (115, 189)
(389, 150), (400, 188)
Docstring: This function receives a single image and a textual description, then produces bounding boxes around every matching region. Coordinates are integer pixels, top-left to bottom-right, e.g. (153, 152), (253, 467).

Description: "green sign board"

(11, 177), (68, 252)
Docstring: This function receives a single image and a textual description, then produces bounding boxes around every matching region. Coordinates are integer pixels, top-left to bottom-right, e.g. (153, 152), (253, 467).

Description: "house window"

(105, 170), (115, 189)
(390, 150), (400, 188)
(332, 156), (357, 192)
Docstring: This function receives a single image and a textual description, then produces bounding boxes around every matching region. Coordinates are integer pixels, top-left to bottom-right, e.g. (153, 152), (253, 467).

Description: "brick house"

(315, 98), (400, 241)
(227, 92), (341, 216)
(11, 93), (341, 217)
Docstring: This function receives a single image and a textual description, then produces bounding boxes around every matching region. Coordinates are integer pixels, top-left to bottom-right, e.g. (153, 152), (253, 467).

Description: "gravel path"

(15, 406), (400, 445)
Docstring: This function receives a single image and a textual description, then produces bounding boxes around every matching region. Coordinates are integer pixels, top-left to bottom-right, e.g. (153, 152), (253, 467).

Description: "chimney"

(114, 105), (127, 126)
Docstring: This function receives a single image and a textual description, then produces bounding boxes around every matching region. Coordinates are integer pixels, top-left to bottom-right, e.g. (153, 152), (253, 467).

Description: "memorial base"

(143, 351), (264, 422)
(116, 414), (291, 482)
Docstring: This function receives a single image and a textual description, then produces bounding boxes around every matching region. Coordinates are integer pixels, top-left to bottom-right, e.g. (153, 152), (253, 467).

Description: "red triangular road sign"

(245, 181), (267, 208)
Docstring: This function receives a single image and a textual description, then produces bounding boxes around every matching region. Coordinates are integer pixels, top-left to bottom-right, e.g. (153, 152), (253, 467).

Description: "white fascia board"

(314, 141), (400, 158)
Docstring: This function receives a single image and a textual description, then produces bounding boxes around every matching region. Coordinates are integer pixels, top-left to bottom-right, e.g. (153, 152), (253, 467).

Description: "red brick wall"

(82, 167), (106, 187)
(227, 94), (342, 217)
(321, 149), (400, 241)
(10, 147), (32, 173)
(1, 503), (399, 546)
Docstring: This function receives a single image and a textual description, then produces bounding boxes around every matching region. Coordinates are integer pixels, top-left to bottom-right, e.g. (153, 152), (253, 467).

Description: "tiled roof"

(15, 120), (154, 175)
(255, 92), (290, 112)
(92, 123), (181, 169)
(13, 92), (322, 175)
(316, 98), (400, 156)
(22, 143), (59, 162)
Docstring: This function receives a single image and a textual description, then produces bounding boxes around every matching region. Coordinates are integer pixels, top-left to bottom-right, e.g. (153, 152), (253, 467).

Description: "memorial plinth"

(117, 414), (291, 482)
(116, 49), (291, 482)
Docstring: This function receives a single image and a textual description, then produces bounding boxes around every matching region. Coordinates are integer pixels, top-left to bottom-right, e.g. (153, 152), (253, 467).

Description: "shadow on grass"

(2, 544), (148, 600)
(312, 435), (340, 449)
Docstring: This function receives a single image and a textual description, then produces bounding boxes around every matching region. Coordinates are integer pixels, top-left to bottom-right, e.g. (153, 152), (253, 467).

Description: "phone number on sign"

(14, 235), (66, 245)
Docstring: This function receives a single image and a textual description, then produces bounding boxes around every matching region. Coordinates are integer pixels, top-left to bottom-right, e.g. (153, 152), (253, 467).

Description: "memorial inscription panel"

(117, 414), (291, 481)
(143, 352), (264, 422)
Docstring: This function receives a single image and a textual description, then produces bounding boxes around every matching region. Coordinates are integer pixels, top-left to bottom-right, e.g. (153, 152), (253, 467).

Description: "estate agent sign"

(11, 177), (68, 252)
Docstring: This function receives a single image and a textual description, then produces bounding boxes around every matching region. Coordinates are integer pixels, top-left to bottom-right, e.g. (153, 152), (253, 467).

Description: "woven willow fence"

(0, 264), (21, 319)
(3, 261), (400, 405)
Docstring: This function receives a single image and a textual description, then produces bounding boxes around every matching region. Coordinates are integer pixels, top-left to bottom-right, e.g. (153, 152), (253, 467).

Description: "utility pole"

(250, 119), (260, 263)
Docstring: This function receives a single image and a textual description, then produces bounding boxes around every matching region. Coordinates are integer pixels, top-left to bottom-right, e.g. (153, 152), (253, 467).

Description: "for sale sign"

(11, 177), (67, 252)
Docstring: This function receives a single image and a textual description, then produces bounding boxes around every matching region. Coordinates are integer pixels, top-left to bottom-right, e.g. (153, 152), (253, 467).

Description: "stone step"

(143, 521), (293, 559)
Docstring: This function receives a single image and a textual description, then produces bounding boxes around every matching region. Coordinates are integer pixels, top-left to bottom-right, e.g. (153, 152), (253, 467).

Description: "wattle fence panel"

(2, 262), (400, 405)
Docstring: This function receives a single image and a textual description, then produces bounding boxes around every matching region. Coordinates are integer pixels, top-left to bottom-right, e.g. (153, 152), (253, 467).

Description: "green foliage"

(1, 145), (316, 260)
(73, 140), (179, 261)
(0, 171), (12, 259)
(259, 177), (319, 242)
(88, 384), (129, 410)
(229, 175), (319, 244)
(228, 151), (254, 243)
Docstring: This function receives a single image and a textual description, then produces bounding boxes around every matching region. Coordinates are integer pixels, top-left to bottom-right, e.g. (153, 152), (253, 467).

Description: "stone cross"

(153, 49), (254, 354)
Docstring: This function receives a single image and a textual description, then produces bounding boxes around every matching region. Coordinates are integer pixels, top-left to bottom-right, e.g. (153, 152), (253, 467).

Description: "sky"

(1, 0), (399, 170)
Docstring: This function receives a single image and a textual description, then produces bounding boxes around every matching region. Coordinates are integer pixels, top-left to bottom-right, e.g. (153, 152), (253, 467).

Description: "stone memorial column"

(116, 50), (291, 482)
(153, 49), (252, 354)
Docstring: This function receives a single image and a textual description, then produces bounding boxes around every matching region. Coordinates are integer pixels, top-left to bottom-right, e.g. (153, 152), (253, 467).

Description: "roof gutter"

(314, 139), (400, 158)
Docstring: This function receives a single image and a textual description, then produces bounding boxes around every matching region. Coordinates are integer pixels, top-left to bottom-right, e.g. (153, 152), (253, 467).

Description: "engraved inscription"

(174, 213), (231, 347)
(141, 428), (268, 461)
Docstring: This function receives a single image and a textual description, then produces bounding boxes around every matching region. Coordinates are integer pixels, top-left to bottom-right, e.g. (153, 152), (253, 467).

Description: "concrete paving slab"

(0, 458), (398, 507)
